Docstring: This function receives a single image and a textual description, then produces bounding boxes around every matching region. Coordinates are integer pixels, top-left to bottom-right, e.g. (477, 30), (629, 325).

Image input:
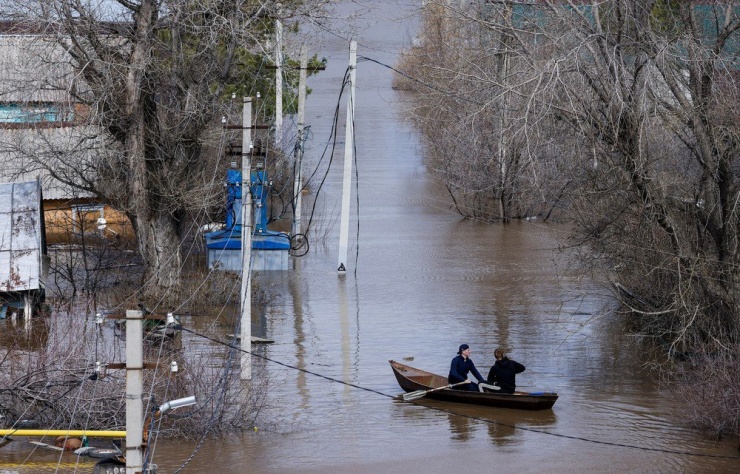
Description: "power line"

(179, 326), (740, 461)
(358, 55), (481, 105)
(356, 53), (740, 278)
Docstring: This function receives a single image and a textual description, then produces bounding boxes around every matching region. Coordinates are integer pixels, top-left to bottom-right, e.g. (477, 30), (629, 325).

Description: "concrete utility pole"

(337, 40), (357, 273)
(291, 45), (308, 240)
(274, 2), (283, 146)
(241, 97), (253, 380)
(125, 309), (144, 474)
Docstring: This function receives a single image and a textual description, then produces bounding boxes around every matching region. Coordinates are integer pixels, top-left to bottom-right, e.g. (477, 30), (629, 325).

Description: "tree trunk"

(134, 211), (182, 304)
(124, 0), (183, 304)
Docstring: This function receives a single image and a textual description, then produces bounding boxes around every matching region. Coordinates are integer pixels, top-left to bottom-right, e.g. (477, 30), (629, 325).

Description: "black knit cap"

(458, 344), (469, 355)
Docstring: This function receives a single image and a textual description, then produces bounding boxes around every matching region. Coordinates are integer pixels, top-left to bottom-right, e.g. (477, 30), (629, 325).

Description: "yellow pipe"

(0, 429), (125, 438)
(0, 462), (98, 468)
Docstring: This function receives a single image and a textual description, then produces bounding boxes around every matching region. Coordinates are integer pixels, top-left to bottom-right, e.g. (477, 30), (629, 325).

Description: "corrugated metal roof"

(0, 180), (45, 292)
(0, 35), (74, 103)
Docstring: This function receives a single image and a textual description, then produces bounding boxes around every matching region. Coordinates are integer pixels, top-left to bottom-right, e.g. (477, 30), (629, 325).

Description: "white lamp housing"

(159, 396), (196, 415)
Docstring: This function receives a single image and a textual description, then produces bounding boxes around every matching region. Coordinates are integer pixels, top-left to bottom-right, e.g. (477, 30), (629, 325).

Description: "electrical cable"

(357, 55), (481, 105)
(178, 326), (740, 461)
(300, 67), (352, 240)
(351, 53), (740, 282)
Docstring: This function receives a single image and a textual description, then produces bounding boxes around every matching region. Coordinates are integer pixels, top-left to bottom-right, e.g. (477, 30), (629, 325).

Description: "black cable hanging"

(178, 326), (740, 461)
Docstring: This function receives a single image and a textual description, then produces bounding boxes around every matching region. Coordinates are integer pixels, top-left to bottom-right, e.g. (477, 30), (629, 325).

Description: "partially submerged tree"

(400, 0), (739, 438)
(540, 0), (739, 352)
(0, 0), (328, 304)
(396, 2), (568, 221)
(403, 0), (739, 350)
(0, 306), (268, 439)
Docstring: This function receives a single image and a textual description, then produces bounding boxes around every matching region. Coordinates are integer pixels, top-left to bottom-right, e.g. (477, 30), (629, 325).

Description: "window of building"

(71, 204), (104, 236)
(0, 102), (74, 124)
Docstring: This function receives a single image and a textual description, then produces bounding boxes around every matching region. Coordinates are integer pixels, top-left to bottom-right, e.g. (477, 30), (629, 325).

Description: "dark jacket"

(448, 355), (485, 385)
(487, 357), (525, 393)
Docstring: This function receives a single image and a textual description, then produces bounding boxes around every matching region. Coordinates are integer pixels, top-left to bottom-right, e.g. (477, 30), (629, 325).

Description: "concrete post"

(125, 309), (144, 474)
(241, 98), (253, 380)
(292, 45), (308, 240)
(337, 40), (357, 273)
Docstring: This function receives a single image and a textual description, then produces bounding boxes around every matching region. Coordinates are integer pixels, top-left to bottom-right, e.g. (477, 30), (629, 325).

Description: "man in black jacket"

(448, 344), (486, 391)
(486, 348), (525, 393)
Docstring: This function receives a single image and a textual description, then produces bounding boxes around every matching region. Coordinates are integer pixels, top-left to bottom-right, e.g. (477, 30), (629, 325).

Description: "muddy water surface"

(2, 1), (739, 473)
(149, 3), (738, 472)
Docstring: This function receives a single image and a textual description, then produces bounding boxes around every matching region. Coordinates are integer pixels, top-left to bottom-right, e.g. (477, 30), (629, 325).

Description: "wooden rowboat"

(390, 360), (558, 410)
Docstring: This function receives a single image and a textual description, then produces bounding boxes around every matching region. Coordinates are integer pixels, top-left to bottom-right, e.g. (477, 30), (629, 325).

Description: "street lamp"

(157, 396), (196, 416)
(95, 396), (196, 474)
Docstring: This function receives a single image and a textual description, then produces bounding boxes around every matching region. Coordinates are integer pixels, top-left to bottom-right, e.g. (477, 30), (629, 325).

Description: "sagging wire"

(300, 66), (353, 241)
(178, 325), (740, 461)
(357, 55), (481, 105)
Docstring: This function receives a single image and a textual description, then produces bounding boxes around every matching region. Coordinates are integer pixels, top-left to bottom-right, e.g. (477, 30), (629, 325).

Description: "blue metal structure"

(204, 167), (290, 271)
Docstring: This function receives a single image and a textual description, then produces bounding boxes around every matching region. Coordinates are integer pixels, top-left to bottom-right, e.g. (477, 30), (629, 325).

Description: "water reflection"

(288, 259), (309, 412)
(0, 315), (49, 351)
(337, 276), (352, 400)
(447, 411), (475, 442)
(398, 398), (557, 446)
(483, 410), (557, 448)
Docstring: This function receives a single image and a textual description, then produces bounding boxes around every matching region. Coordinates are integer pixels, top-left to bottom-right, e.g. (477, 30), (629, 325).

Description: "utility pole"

(274, 2), (283, 146)
(125, 309), (144, 474)
(241, 97), (253, 380)
(337, 40), (357, 273)
(291, 45), (308, 240)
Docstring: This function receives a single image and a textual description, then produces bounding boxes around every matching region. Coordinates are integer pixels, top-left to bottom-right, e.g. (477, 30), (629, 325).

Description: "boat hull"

(390, 360), (557, 410)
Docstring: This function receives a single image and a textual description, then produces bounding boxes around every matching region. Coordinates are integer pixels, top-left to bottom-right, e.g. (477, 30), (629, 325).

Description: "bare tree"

(537, 1), (739, 350)
(0, 306), (269, 439)
(400, 0), (739, 437)
(0, 0), (329, 304)
(396, 1), (568, 222)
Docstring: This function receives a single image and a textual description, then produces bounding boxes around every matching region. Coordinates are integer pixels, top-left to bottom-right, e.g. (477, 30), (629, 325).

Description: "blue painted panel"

(0, 103), (74, 123)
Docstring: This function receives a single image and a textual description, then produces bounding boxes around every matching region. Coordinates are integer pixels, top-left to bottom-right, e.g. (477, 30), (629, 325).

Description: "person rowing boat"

(448, 344), (486, 391)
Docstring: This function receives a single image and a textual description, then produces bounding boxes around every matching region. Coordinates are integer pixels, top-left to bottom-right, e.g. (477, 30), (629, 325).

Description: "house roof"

(0, 34), (74, 103)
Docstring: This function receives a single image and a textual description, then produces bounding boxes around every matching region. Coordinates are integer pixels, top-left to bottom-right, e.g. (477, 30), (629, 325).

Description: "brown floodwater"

(2, 1), (739, 473)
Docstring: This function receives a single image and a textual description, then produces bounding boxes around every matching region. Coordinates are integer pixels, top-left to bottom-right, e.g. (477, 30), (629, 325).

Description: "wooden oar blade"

(401, 390), (427, 402)
(401, 381), (468, 401)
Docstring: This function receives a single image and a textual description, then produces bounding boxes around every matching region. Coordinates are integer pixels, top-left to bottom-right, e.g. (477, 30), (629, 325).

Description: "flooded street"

(2, 1), (739, 473)
(150, 2), (737, 472)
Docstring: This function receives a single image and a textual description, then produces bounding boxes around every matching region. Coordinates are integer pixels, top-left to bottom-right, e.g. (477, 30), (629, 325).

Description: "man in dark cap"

(448, 344), (486, 391)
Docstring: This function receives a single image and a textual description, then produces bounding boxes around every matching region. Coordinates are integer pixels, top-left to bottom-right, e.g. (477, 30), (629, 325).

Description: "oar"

(401, 381), (470, 401)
